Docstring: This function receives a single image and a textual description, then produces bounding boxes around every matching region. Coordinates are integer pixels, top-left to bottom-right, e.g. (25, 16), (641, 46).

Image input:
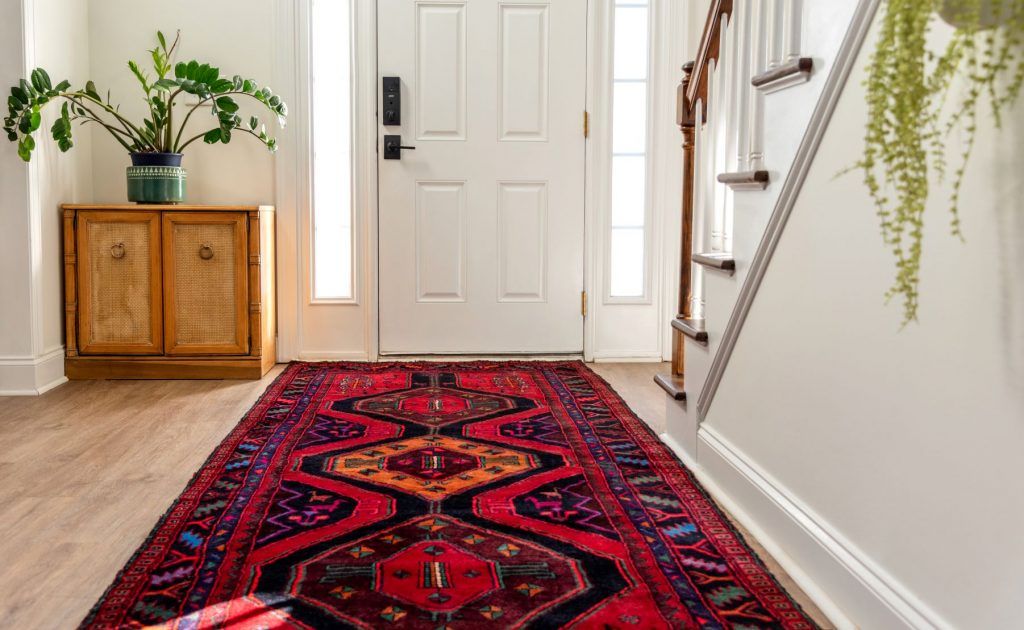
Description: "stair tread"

(671, 318), (709, 344)
(717, 170), (770, 191)
(752, 56), (814, 90)
(654, 373), (687, 401)
(693, 252), (736, 272)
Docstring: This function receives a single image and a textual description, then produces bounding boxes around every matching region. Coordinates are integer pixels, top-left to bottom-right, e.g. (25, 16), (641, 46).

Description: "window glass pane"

(610, 228), (645, 297)
(614, 7), (649, 80)
(612, 82), (647, 154)
(311, 0), (354, 300)
(612, 155), (646, 228)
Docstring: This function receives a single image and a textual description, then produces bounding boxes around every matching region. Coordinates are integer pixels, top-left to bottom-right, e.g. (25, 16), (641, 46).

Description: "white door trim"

(276, 0), (682, 361)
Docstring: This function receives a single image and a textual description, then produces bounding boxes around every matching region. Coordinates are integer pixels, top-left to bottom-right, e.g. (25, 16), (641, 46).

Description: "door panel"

(162, 212), (248, 355)
(416, 181), (467, 302)
(378, 0), (587, 354)
(77, 211), (163, 355)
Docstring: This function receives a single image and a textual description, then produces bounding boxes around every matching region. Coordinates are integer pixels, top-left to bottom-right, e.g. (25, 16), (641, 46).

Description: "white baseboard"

(296, 351), (372, 361)
(591, 351), (664, 362)
(0, 347), (67, 396)
(666, 425), (951, 630)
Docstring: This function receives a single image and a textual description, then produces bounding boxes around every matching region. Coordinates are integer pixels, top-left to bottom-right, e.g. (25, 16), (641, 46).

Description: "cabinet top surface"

(63, 204), (274, 212)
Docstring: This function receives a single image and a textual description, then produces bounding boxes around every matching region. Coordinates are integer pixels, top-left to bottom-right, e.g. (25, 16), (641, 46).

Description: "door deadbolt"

(382, 76), (401, 126)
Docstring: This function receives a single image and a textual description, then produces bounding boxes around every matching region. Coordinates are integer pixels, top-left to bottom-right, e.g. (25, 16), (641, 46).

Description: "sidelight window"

(608, 0), (651, 299)
(311, 0), (355, 301)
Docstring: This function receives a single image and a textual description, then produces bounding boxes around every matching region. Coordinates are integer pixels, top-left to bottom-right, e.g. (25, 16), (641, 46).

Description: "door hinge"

(581, 291), (588, 318)
(583, 110), (590, 138)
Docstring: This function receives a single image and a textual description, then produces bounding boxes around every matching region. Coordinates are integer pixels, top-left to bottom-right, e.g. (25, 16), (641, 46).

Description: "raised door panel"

(162, 212), (248, 355)
(77, 211), (163, 354)
(416, 2), (467, 140)
(416, 181), (467, 302)
(498, 4), (550, 141)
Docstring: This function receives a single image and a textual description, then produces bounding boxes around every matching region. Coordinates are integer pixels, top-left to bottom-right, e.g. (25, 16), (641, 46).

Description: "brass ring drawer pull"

(110, 242), (126, 259)
(198, 244), (215, 260)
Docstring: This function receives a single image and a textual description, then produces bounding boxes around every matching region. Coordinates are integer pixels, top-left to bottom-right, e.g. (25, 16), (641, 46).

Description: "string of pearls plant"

(853, 0), (1024, 324)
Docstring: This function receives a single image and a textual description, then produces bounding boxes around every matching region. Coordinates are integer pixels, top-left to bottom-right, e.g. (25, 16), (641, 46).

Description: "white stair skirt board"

(661, 426), (952, 630)
(0, 347), (67, 396)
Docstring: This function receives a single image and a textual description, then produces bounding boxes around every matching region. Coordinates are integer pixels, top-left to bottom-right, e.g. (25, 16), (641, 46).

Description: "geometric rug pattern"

(82, 361), (818, 629)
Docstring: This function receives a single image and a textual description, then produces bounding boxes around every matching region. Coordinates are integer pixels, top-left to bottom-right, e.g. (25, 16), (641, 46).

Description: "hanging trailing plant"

(854, 0), (1024, 324)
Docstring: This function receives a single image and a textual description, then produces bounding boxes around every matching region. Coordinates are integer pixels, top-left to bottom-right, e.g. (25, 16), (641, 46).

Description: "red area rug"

(83, 361), (817, 629)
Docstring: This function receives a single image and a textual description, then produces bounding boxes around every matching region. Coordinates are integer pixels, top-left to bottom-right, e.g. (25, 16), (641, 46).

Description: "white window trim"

(585, 0), (685, 361)
(274, 0), (379, 361)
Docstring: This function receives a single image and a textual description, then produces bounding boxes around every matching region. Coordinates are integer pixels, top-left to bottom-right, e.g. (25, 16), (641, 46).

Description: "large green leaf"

(11, 86), (28, 105)
(153, 78), (179, 91)
(215, 96), (239, 113)
(210, 79), (233, 94)
(30, 68), (51, 92)
(203, 128), (222, 144)
(200, 66), (220, 84)
(20, 80), (36, 99)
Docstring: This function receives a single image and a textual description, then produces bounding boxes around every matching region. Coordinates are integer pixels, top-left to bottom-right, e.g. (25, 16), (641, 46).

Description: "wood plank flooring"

(0, 362), (830, 629)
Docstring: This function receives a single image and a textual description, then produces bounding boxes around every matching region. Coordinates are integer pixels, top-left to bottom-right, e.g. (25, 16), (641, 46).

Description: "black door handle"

(384, 135), (416, 160)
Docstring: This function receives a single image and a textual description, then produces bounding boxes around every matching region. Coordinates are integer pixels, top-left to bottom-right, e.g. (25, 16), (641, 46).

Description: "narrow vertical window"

(311, 0), (354, 300)
(608, 0), (650, 299)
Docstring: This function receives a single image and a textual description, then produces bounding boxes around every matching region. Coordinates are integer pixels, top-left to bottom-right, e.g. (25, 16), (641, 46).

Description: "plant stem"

(60, 95), (142, 151)
(172, 90), (272, 152)
(175, 130), (209, 152)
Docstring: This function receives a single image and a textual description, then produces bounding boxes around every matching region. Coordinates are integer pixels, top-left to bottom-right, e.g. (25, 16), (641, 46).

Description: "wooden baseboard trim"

(66, 356), (275, 380)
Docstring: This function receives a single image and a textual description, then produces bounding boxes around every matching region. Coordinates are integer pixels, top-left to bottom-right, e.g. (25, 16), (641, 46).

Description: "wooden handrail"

(684, 0), (734, 119)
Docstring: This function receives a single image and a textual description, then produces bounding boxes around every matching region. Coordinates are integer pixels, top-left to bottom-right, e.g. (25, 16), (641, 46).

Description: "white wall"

(0, 3), (34, 363)
(0, 0), (93, 394)
(703, 16), (1024, 630)
(87, 0), (275, 204)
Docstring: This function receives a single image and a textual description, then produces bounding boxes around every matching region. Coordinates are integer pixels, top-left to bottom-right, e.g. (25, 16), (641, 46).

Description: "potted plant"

(851, 0), (1023, 324)
(3, 31), (286, 204)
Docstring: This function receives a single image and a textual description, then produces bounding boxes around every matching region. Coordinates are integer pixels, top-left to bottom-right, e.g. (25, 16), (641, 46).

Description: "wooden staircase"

(655, 0), (816, 404)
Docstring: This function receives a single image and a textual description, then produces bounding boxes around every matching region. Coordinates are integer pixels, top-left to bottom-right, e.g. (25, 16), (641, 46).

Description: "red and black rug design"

(83, 361), (817, 629)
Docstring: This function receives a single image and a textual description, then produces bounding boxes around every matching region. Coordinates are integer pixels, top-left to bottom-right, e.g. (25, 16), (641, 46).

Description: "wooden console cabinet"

(62, 204), (276, 379)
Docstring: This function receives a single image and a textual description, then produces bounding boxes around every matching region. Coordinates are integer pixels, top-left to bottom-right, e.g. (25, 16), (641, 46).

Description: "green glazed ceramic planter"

(126, 165), (187, 204)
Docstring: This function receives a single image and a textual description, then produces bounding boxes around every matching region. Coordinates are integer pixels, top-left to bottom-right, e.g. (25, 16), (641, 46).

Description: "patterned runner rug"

(83, 361), (817, 629)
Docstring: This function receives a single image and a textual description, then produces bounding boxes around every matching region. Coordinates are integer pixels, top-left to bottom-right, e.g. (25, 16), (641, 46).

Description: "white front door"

(378, 0), (587, 354)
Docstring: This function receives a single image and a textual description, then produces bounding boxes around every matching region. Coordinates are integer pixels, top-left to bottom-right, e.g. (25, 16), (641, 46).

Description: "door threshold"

(378, 353), (584, 362)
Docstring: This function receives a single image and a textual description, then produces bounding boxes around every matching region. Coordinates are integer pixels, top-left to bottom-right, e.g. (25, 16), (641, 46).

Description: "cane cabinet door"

(162, 212), (249, 355)
(76, 211), (163, 354)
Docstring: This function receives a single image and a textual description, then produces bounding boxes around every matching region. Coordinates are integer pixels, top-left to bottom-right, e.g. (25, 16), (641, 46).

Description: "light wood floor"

(0, 362), (829, 629)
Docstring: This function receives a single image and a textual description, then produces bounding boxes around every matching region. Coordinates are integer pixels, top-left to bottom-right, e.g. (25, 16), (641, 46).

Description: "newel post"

(673, 61), (696, 378)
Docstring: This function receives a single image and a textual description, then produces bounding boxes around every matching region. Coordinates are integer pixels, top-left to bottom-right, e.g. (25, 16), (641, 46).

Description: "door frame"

(274, 0), (682, 362)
